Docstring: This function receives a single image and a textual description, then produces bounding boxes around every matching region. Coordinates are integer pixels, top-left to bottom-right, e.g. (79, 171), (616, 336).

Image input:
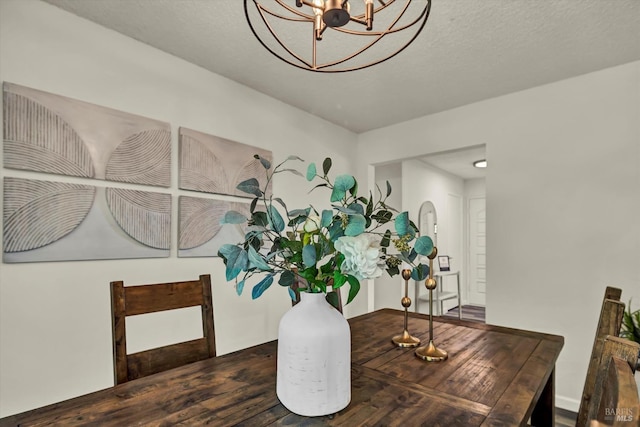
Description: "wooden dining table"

(0, 309), (564, 426)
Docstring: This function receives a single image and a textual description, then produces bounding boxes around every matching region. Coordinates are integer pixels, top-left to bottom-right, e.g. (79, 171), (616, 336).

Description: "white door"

(468, 197), (486, 306)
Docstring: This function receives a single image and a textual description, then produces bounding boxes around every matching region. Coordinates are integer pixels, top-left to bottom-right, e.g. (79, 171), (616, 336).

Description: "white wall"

(358, 61), (640, 411)
(373, 163), (403, 310)
(401, 160), (464, 313)
(0, 0), (358, 416)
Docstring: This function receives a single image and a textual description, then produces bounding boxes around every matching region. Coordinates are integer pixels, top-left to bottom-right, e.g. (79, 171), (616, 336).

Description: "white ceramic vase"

(276, 292), (351, 416)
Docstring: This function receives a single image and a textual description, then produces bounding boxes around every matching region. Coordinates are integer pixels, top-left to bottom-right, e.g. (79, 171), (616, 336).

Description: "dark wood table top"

(0, 309), (564, 427)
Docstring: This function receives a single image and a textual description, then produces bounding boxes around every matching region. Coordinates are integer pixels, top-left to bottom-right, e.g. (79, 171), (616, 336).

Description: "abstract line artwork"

(3, 82), (171, 187)
(179, 127), (272, 197)
(178, 196), (250, 258)
(3, 177), (171, 263)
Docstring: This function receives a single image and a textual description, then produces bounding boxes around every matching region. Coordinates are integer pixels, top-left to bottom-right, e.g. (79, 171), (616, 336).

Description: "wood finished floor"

(445, 305), (578, 427)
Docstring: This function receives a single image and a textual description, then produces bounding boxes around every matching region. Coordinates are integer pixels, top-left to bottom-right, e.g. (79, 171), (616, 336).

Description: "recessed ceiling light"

(473, 159), (487, 168)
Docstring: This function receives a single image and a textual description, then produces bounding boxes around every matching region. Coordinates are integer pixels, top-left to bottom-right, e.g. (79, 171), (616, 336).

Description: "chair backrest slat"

(588, 335), (640, 426)
(110, 274), (215, 385)
(578, 286), (627, 427)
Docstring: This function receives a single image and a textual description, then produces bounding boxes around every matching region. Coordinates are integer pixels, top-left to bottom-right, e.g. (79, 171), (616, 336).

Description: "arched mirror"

(418, 201), (437, 248)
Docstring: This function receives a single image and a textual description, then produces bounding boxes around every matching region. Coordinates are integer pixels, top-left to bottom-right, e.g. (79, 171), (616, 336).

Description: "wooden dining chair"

(110, 274), (216, 385)
(577, 286), (627, 426)
(587, 335), (640, 427)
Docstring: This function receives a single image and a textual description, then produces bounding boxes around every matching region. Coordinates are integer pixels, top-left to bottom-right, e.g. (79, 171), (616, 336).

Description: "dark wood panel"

(124, 280), (205, 315)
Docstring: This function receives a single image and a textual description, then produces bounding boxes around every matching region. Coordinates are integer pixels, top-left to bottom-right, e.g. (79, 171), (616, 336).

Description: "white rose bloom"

(335, 234), (383, 280)
(303, 215), (321, 233)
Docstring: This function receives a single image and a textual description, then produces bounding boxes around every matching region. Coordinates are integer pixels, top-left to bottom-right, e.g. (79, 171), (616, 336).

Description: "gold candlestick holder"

(391, 269), (421, 348)
(415, 247), (448, 362)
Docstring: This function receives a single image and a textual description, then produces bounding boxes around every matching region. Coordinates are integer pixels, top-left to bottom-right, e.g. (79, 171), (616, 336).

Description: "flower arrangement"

(218, 155), (434, 308)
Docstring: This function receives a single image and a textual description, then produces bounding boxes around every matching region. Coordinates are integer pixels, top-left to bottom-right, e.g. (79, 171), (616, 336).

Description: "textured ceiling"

(42, 0), (640, 135)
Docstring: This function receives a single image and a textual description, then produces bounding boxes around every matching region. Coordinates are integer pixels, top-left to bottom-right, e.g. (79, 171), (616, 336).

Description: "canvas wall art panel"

(178, 195), (251, 258)
(3, 177), (171, 263)
(3, 82), (171, 187)
(179, 127), (272, 197)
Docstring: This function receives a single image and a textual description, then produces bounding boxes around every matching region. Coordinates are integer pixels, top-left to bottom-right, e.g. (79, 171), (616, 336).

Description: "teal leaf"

(220, 210), (248, 225)
(395, 211), (409, 236)
(411, 264), (430, 281)
(254, 154), (271, 170)
(331, 175), (355, 202)
(414, 236), (434, 256)
(268, 205), (285, 233)
(306, 163), (316, 181)
(321, 209), (333, 227)
(237, 178), (262, 197)
(322, 157), (332, 175)
(345, 214), (366, 236)
(218, 244), (248, 281)
(236, 279), (245, 296)
(247, 246), (270, 271)
(302, 244), (317, 268)
(288, 287), (297, 301)
(252, 275), (274, 299)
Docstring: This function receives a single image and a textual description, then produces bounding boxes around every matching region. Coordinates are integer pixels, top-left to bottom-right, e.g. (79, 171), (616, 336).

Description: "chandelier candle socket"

(244, 0), (432, 72)
(391, 268), (421, 347)
(415, 246), (449, 362)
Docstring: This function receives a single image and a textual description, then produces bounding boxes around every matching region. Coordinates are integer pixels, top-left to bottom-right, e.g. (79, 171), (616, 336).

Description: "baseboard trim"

(556, 394), (580, 413)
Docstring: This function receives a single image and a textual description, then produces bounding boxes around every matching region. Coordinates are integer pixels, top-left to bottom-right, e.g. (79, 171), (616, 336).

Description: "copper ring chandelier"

(244, 0), (432, 73)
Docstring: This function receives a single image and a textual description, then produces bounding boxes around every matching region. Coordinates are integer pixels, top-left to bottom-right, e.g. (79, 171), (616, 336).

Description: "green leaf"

(236, 178), (262, 197)
(414, 236), (434, 256)
(267, 205), (285, 232)
(372, 210), (393, 224)
(306, 163), (316, 181)
(276, 168), (303, 177)
(345, 214), (366, 236)
(380, 230), (391, 247)
(333, 271), (347, 289)
(279, 270), (296, 287)
(322, 157), (332, 175)
(302, 244), (317, 268)
(326, 291), (340, 310)
(345, 275), (360, 305)
(321, 210), (334, 228)
(330, 174), (355, 202)
(250, 197), (258, 213)
(251, 211), (269, 227)
(220, 210), (247, 225)
(247, 246), (270, 271)
(273, 197), (287, 212)
(218, 244), (248, 281)
(252, 275), (274, 299)
(386, 180), (392, 197)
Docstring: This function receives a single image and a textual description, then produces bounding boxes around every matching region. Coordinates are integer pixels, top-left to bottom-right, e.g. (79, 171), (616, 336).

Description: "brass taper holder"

(391, 269), (420, 348)
(415, 246), (448, 362)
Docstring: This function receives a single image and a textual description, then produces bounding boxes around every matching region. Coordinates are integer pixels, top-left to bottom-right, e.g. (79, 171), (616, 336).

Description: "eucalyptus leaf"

(306, 163), (316, 181)
(251, 275), (274, 299)
(302, 244), (317, 268)
(330, 174), (355, 202)
(322, 157), (332, 175)
(414, 236), (434, 256)
(236, 178), (262, 197)
(236, 279), (245, 296)
(220, 210), (247, 225)
(276, 168), (303, 177)
(258, 156), (271, 170)
(321, 209), (334, 227)
(218, 244), (248, 281)
(411, 264), (430, 281)
(279, 270), (296, 287)
(248, 246), (271, 271)
(273, 197), (287, 212)
(267, 205), (285, 232)
(288, 287), (297, 301)
(345, 214), (366, 236)
(395, 211), (409, 236)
